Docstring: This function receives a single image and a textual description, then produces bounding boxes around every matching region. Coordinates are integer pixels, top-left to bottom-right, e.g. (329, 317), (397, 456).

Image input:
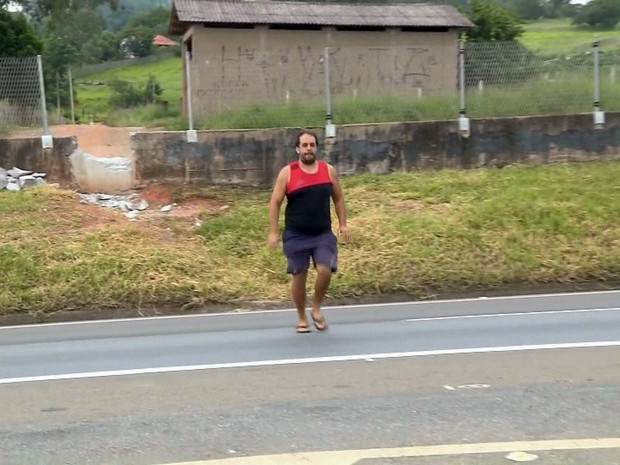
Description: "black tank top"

(284, 160), (333, 234)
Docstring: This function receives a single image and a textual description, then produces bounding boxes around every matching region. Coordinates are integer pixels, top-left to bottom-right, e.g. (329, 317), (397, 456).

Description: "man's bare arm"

(328, 164), (350, 241)
(267, 166), (289, 246)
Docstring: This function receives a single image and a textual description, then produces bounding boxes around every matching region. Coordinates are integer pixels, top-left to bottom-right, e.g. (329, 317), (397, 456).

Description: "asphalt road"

(1, 290), (619, 465)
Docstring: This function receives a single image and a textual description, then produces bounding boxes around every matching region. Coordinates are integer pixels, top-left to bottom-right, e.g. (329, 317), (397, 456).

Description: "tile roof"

(169, 0), (474, 34)
(153, 34), (179, 46)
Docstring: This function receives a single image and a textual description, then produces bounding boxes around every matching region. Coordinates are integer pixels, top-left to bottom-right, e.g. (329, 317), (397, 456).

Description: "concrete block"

(6, 181), (20, 192)
(19, 175), (39, 189)
(7, 167), (33, 178)
(69, 150), (133, 194)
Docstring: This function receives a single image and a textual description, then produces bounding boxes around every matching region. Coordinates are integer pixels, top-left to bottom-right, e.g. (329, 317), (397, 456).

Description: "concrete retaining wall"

(3, 112), (619, 192)
(133, 112), (620, 187)
(0, 136), (77, 186)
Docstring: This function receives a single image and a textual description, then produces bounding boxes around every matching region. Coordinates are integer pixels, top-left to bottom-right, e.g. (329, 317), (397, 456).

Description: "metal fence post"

(37, 55), (53, 148)
(185, 50), (197, 143)
(324, 47), (335, 138)
(56, 71), (61, 122)
(592, 38), (605, 128)
(68, 65), (75, 124)
(458, 40), (470, 138)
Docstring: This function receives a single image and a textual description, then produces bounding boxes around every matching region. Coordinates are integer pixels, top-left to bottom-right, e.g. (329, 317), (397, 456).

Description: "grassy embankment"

(1, 161), (619, 318)
(518, 18), (620, 53)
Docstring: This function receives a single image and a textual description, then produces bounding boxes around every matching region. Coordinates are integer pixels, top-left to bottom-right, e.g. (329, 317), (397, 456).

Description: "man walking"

(268, 130), (350, 333)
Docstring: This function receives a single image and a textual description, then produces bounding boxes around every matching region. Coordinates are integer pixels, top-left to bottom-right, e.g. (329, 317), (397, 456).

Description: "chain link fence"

(187, 39), (619, 129)
(0, 56), (47, 135)
(462, 41), (594, 118)
(326, 45), (460, 125)
(2, 40), (617, 135)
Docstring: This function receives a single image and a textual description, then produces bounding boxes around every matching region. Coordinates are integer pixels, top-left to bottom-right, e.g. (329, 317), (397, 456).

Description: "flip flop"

(312, 314), (328, 331)
(296, 324), (311, 334)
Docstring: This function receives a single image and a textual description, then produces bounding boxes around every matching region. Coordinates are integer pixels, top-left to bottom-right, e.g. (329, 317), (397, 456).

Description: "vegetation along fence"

(1, 39), (618, 133)
(187, 40), (620, 129)
(0, 56), (47, 135)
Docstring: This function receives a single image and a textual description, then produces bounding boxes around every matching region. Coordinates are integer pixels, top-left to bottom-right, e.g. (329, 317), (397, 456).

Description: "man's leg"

(292, 270), (309, 328)
(310, 231), (338, 329)
(283, 232), (311, 332)
(311, 264), (331, 328)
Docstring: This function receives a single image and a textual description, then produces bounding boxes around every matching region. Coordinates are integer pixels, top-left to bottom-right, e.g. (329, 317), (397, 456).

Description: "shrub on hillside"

(108, 75), (163, 109)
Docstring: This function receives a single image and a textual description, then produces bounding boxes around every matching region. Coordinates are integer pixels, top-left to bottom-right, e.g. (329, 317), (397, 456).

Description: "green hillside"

(74, 55), (183, 124)
(519, 18), (620, 53)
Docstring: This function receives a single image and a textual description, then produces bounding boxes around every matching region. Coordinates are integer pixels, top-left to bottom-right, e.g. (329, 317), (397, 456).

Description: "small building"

(169, 0), (473, 120)
(153, 34), (179, 47)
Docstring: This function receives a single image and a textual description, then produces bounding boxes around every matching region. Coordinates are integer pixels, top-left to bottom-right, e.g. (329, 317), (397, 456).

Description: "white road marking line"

(2, 340), (619, 385)
(157, 437), (620, 465)
(405, 306), (620, 322)
(1, 289), (618, 330)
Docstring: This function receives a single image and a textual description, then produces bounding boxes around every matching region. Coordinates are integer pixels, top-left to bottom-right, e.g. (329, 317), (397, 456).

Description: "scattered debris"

(69, 150), (133, 194)
(1, 166), (47, 192)
(78, 193), (150, 221)
(160, 203), (176, 213)
(505, 451), (539, 462)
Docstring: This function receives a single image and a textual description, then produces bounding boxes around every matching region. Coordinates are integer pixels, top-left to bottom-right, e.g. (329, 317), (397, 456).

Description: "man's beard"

(300, 153), (315, 164)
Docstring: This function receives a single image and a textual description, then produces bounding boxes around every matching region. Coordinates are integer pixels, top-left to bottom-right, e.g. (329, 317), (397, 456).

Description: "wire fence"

(463, 41), (594, 118)
(1, 39), (619, 136)
(187, 40), (619, 129)
(0, 56), (45, 134)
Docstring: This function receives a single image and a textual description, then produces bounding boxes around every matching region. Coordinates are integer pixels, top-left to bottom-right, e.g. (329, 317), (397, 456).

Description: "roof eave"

(171, 20), (474, 32)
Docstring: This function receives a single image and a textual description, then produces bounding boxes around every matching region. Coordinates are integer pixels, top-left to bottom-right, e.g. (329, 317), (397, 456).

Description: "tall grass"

(2, 162), (620, 315)
(194, 72), (620, 129)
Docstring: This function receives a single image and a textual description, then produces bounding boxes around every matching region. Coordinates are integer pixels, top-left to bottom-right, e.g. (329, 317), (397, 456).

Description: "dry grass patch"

(2, 161), (620, 317)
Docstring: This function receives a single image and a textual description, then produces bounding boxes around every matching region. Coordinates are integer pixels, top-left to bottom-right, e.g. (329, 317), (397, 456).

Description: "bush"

(108, 75), (163, 109)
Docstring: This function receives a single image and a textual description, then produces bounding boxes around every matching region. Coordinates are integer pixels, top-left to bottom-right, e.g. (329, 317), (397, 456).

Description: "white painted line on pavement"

(2, 340), (620, 385)
(1, 289), (618, 330)
(405, 306), (620, 322)
(157, 437), (620, 465)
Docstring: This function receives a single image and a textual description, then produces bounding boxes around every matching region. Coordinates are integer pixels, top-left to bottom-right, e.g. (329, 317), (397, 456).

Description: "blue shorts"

(282, 229), (338, 274)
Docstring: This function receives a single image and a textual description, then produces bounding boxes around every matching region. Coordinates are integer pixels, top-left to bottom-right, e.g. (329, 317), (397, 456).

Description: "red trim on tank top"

(286, 160), (332, 195)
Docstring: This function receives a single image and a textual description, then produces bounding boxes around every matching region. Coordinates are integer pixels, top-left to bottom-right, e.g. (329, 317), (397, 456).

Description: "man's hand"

(267, 232), (280, 248)
(338, 225), (350, 243)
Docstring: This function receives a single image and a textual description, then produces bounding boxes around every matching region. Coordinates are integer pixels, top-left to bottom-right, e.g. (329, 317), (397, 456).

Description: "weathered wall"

(133, 112), (620, 187)
(185, 25), (458, 118)
(3, 113), (618, 192)
(0, 136), (77, 185)
(133, 128), (295, 186)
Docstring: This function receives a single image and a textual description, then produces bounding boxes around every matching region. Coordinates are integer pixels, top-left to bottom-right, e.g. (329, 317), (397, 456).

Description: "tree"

(463, 0), (524, 41)
(45, 8), (111, 65)
(0, 9), (43, 118)
(81, 30), (120, 63)
(99, 0), (170, 32)
(119, 26), (153, 58)
(0, 8), (43, 56)
(507, 0), (546, 21)
(8, 0), (118, 25)
(545, 0), (572, 18)
(117, 6), (170, 58)
(572, 0), (620, 29)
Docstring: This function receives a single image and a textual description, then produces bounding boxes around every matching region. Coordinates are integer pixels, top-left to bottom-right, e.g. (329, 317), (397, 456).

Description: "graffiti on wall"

(197, 45), (445, 111)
